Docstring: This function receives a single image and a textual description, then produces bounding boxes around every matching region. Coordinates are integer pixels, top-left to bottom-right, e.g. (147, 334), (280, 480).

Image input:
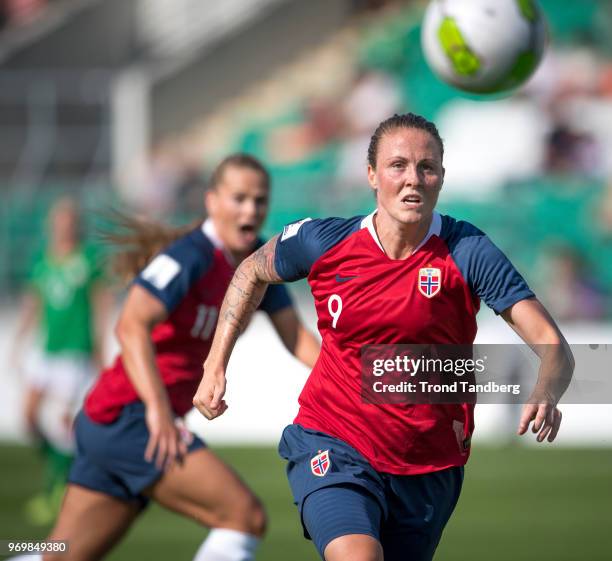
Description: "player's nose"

(241, 198), (258, 218)
(402, 164), (420, 187)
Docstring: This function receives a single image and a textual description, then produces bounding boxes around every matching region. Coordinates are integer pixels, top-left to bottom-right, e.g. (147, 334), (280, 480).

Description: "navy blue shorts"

(278, 424), (463, 561)
(68, 402), (206, 507)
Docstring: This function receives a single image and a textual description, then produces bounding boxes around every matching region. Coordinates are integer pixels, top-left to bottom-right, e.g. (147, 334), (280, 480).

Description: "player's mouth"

(237, 223), (258, 243)
(401, 194), (423, 208)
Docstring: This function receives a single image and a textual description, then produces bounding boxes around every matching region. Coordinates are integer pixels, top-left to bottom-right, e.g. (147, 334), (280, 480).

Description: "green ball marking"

(480, 49), (539, 94)
(516, 0), (537, 22)
(437, 17), (481, 76)
(508, 50), (538, 84)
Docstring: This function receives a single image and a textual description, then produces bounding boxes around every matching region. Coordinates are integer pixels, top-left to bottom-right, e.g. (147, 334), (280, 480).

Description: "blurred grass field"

(1, 444), (611, 561)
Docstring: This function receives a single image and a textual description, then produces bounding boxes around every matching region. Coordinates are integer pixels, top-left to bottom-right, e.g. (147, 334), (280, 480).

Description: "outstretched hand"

(517, 401), (562, 443)
(193, 366), (228, 420)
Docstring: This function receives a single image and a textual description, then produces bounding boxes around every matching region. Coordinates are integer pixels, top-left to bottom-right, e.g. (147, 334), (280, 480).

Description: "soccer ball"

(421, 0), (547, 94)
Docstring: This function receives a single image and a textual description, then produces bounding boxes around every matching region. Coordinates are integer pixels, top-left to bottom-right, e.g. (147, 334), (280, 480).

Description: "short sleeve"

(84, 244), (105, 284)
(274, 216), (364, 282)
(134, 231), (213, 313)
(259, 283), (293, 316)
(443, 217), (535, 314)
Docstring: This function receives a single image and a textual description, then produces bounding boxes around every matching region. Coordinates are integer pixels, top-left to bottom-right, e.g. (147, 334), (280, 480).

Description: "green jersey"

(29, 245), (103, 355)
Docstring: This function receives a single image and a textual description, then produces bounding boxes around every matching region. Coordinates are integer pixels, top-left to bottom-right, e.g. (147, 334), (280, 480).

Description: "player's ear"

(205, 188), (217, 216)
(367, 164), (378, 194)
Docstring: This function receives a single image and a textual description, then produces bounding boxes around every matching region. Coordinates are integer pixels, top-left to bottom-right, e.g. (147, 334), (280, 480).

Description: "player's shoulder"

(80, 243), (105, 269)
(139, 225), (214, 289)
(280, 215), (364, 247)
(438, 213), (515, 276)
(274, 215), (365, 282)
(162, 226), (215, 267)
(29, 248), (46, 271)
(439, 214), (486, 243)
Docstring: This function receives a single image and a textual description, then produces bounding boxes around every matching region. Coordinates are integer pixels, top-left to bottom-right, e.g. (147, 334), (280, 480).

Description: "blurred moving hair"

(101, 212), (196, 282)
(104, 153), (270, 282)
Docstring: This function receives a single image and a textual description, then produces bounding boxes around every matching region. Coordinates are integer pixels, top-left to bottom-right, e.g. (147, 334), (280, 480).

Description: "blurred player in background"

(10, 196), (110, 525)
(194, 115), (575, 561)
(10, 153), (319, 561)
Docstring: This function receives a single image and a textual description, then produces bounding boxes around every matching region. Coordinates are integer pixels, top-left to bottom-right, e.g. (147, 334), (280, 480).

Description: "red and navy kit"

(85, 221), (292, 423)
(274, 212), (534, 475)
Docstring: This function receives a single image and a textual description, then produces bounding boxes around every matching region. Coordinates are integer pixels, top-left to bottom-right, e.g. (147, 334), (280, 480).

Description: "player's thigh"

(43, 483), (141, 561)
(381, 466), (464, 561)
(302, 484), (383, 561)
(147, 448), (266, 535)
(324, 534), (383, 561)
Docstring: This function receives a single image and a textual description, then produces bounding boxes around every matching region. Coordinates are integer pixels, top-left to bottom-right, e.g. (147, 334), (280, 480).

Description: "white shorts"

(24, 351), (96, 406)
(23, 351), (97, 452)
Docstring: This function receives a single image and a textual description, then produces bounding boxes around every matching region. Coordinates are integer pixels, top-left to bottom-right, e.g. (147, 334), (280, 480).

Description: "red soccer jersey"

(85, 221), (291, 423)
(274, 212), (534, 475)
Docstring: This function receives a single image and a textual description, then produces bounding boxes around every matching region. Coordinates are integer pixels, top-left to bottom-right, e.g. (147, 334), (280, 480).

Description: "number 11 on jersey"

(191, 305), (218, 340)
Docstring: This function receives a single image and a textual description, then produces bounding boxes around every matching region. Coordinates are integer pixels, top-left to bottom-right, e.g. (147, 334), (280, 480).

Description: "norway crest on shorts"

(310, 450), (331, 477)
(418, 267), (441, 298)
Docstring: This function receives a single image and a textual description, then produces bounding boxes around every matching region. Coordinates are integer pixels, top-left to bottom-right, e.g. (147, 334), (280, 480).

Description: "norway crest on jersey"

(418, 267), (442, 298)
(310, 450), (331, 477)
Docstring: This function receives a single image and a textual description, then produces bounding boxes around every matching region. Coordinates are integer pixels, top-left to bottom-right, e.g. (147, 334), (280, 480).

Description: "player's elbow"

(114, 316), (128, 346)
(237, 255), (265, 285)
(295, 328), (320, 369)
(114, 314), (136, 348)
(563, 342), (576, 374)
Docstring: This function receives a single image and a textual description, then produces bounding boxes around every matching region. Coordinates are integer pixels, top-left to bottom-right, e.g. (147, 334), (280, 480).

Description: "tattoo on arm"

(213, 236), (283, 356)
(250, 235), (283, 284)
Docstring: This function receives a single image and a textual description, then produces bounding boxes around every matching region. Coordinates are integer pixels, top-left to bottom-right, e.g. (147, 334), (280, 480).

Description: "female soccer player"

(11, 197), (110, 525)
(194, 114), (574, 561)
(20, 154), (319, 561)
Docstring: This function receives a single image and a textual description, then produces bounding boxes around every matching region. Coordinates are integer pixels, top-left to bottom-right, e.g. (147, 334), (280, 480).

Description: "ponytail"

(100, 211), (199, 282)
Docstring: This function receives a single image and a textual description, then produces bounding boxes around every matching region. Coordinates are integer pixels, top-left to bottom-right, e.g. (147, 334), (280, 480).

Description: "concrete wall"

(150, 0), (354, 139)
(5, 0), (138, 69)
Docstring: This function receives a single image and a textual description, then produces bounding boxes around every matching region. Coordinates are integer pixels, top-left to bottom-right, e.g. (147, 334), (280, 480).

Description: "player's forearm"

(92, 287), (112, 369)
(206, 258), (269, 370)
(532, 337), (574, 404)
(117, 322), (170, 408)
(502, 298), (574, 404)
(206, 236), (283, 371)
(294, 325), (320, 369)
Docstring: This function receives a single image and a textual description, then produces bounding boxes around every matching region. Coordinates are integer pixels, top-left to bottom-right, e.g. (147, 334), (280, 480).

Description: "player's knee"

(247, 498), (267, 537)
(218, 495), (267, 537)
(235, 495), (267, 537)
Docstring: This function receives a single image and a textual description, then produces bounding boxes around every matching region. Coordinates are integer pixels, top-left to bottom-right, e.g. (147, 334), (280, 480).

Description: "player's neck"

(373, 211), (432, 260)
(50, 238), (78, 258)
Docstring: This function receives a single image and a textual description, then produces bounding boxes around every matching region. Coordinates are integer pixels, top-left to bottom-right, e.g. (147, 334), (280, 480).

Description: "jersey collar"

(201, 219), (236, 265)
(360, 210), (441, 256)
